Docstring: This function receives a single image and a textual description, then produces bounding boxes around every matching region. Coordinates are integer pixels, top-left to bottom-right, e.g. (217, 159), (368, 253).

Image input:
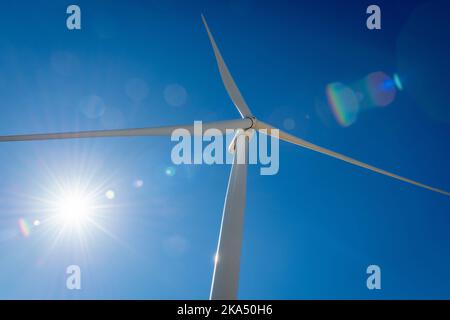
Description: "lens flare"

(393, 74), (403, 91)
(133, 179), (144, 188)
(283, 118), (296, 130)
(164, 84), (187, 107)
(326, 82), (359, 127)
(18, 218), (31, 237)
(105, 190), (115, 200)
(165, 167), (176, 177)
(397, 0), (450, 123)
(365, 72), (397, 107)
(324, 71), (400, 127)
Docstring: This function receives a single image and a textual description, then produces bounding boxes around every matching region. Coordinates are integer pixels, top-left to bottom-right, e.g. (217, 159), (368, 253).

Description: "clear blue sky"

(0, 0), (449, 299)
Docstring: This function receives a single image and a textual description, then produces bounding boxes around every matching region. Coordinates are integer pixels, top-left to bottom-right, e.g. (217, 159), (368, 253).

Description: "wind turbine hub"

(246, 116), (257, 129)
(228, 125), (255, 154)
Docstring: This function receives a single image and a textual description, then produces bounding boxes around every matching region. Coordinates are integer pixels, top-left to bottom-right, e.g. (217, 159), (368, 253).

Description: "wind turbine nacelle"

(228, 129), (254, 154)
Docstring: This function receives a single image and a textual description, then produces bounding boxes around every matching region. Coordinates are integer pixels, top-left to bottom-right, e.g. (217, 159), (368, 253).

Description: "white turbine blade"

(256, 120), (450, 197)
(201, 14), (253, 118)
(210, 138), (248, 300)
(0, 118), (253, 143)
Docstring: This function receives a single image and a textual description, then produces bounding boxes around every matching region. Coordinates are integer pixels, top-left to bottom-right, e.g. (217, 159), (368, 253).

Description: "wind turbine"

(0, 15), (449, 300)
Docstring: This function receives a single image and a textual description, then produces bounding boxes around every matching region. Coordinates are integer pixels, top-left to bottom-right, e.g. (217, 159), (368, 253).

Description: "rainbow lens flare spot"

(326, 82), (359, 127)
(18, 218), (31, 237)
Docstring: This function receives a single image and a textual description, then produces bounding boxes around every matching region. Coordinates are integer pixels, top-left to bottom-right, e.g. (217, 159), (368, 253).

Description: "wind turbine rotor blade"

(210, 137), (249, 300)
(256, 121), (450, 197)
(201, 14), (253, 118)
(0, 118), (253, 143)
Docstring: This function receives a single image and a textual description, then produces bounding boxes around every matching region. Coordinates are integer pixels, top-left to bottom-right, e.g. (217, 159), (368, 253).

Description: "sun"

(54, 191), (94, 227)
(33, 179), (121, 247)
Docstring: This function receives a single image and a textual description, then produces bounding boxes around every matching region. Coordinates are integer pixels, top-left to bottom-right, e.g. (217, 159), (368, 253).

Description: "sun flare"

(55, 192), (93, 226)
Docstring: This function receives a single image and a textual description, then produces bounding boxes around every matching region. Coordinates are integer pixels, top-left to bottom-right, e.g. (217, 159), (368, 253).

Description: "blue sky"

(0, 0), (449, 299)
